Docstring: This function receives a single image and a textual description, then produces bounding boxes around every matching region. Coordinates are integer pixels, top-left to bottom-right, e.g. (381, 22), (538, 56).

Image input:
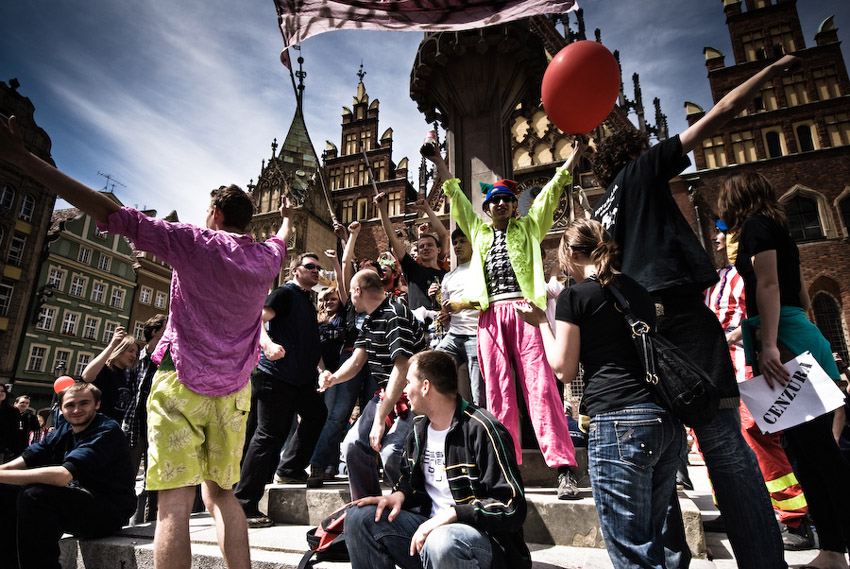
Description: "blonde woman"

(82, 326), (139, 422)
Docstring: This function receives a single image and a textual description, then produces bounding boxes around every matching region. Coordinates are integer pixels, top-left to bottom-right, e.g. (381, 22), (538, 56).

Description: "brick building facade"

(683, 0), (850, 361)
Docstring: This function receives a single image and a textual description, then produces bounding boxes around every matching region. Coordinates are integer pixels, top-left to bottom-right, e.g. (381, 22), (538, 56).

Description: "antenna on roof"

(97, 171), (127, 195)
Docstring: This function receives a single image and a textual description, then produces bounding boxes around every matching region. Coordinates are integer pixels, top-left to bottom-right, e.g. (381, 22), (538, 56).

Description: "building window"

(133, 321), (146, 341)
(111, 288), (125, 309)
(330, 168), (341, 190)
(97, 254), (111, 272)
(70, 275), (86, 297)
(813, 66), (841, 101)
(741, 30), (766, 62)
(356, 197), (370, 220)
(36, 306), (57, 331)
(825, 113), (850, 147)
(812, 293), (849, 364)
(0, 184), (14, 209)
(343, 165), (356, 188)
(75, 353), (92, 377)
(27, 346), (48, 372)
(767, 24), (796, 56)
(61, 312), (79, 336)
(340, 200), (354, 224)
(18, 194), (35, 222)
(95, 228), (108, 239)
(840, 196), (850, 236)
(0, 280), (13, 317)
(7, 232), (26, 267)
(387, 192), (403, 217)
(344, 133), (358, 155)
(702, 136), (727, 169)
(360, 130), (372, 152)
(53, 349), (71, 375)
(358, 164), (368, 186)
(83, 317), (100, 341)
(103, 321), (118, 343)
(782, 73), (809, 107)
(785, 196), (824, 241)
(47, 267), (66, 291)
(730, 131), (757, 164)
(78, 247), (92, 265)
(794, 123), (816, 153)
(764, 129), (785, 158)
(140, 286), (153, 305)
(155, 291), (167, 309)
(372, 159), (386, 182)
(91, 281), (106, 303)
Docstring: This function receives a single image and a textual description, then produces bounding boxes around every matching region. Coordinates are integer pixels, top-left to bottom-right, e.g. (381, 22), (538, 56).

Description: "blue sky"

(2, 0), (848, 227)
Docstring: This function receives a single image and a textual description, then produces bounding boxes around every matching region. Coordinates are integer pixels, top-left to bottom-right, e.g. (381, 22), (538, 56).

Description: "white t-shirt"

(441, 262), (479, 336)
(423, 424), (454, 517)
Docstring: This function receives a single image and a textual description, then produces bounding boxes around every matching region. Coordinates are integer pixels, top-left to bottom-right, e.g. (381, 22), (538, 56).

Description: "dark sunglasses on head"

(302, 263), (322, 271)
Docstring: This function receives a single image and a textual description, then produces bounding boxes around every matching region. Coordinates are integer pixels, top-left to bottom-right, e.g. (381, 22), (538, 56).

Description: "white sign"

(738, 351), (845, 434)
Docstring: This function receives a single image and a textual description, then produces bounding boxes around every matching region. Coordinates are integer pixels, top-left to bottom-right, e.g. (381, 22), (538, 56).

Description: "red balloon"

(541, 40), (621, 135)
(53, 376), (75, 394)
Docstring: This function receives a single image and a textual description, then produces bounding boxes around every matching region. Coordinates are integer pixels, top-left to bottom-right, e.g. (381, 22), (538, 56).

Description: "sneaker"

(306, 466), (326, 489)
(781, 517), (815, 550)
(557, 469), (580, 500)
(245, 514), (274, 528)
(273, 470), (308, 484)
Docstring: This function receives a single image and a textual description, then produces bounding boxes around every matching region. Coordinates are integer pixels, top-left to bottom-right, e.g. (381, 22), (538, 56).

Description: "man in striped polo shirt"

(320, 270), (426, 499)
(705, 219), (812, 549)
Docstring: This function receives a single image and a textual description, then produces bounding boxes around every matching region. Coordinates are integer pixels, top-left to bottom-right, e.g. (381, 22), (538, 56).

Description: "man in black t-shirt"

(320, 270), (426, 499)
(591, 55), (800, 569)
(235, 252), (327, 527)
(375, 192), (447, 312)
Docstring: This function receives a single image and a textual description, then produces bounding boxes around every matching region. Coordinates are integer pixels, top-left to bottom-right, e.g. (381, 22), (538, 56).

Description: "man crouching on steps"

(346, 350), (531, 569)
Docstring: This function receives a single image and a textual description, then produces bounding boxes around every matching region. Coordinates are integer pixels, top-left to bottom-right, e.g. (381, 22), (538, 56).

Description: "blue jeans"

(664, 407), (786, 569)
(342, 394), (413, 500)
(589, 404), (683, 569)
(436, 332), (484, 407)
(346, 504), (493, 569)
(309, 350), (370, 471)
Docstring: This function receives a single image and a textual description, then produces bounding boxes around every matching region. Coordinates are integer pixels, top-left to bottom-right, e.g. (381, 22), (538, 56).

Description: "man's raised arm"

(0, 116), (120, 224)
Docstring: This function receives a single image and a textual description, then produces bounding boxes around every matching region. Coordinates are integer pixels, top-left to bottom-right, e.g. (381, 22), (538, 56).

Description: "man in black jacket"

(346, 350), (530, 569)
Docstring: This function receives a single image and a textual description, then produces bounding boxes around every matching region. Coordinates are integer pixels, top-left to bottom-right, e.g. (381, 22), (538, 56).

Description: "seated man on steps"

(0, 382), (136, 569)
(346, 350), (530, 569)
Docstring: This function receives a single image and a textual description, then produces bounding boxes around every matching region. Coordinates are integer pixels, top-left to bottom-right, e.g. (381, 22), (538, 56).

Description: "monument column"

(411, 23), (549, 209)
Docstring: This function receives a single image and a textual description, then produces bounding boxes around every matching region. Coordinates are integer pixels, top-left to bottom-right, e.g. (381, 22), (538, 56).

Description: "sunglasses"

(490, 195), (517, 205)
(301, 263), (322, 271)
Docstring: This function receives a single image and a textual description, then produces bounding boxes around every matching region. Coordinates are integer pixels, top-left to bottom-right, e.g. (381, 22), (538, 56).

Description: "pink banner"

(275, 0), (578, 66)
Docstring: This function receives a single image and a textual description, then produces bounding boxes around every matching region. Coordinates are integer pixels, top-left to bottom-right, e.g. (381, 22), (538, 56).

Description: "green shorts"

(145, 359), (251, 492)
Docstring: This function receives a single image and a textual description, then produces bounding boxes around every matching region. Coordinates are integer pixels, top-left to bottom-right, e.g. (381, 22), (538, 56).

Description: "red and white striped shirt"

(705, 265), (752, 381)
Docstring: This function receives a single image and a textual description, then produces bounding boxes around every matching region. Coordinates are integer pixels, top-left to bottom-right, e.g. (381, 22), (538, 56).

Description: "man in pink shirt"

(0, 114), (290, 569)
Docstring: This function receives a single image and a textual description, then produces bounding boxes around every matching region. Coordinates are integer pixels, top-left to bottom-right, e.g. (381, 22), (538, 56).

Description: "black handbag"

(606, 283), (719, 427)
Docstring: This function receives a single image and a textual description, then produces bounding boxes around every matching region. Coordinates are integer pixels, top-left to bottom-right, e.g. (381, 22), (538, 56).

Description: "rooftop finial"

(357, 61), (366, 84)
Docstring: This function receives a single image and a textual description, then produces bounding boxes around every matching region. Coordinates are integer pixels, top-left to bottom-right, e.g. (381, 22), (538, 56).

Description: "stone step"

(58, 516), (716, 569)
(263, 482), (706, 557)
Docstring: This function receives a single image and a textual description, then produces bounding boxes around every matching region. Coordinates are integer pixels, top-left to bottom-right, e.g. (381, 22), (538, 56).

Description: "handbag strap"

(604, 282), (659, 386)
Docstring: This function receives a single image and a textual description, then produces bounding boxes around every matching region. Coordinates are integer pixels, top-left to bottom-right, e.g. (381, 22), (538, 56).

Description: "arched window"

(766, 131), (783, 158)
(19, 194), (35, 222)
(812, 293), (849, 364)
(796, 125), (815, 152)
(785, 196), (823, 241)
(0, 184), (14, 209)
(840, 195), (850, 235)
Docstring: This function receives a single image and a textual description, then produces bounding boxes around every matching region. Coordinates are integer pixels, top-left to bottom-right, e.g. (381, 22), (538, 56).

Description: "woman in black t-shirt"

(516, 219), (682, 569)
(719, 171), (850, 569)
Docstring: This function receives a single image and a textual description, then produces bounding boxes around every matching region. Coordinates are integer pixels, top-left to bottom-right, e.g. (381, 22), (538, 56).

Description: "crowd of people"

(1, 51), (850, 569)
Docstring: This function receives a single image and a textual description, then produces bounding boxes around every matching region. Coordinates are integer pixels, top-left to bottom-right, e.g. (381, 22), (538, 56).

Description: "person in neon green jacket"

(424, 138), (586, 500)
